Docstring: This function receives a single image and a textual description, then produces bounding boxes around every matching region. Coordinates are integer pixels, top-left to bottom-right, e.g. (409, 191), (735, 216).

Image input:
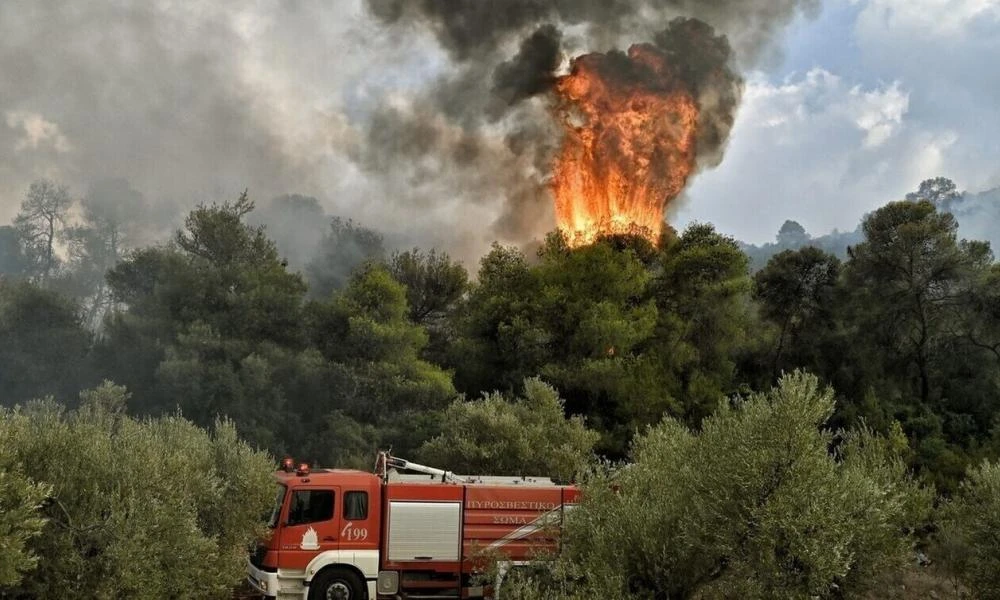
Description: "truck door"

(278, 485), (342, 570)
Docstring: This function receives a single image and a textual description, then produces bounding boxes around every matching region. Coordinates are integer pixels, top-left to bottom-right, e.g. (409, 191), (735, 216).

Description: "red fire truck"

(247, 453), (580, 599)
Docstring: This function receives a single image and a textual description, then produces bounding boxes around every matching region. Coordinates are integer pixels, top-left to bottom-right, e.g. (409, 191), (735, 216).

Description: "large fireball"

(552, 44), (700, 247)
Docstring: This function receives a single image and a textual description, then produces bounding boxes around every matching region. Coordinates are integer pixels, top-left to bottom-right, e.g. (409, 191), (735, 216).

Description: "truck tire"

(309, 567), (366, 600)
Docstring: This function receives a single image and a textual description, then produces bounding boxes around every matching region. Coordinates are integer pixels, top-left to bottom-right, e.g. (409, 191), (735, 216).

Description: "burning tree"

(551, 19), (741, 247)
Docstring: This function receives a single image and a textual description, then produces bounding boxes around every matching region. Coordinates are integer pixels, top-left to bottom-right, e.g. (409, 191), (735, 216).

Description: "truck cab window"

(344, 491), (368, 520)
(267, 484), (286, 528)
(287, 490), (334, 526)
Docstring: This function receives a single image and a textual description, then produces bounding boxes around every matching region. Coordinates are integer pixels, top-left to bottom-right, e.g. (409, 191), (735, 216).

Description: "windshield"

(267, 484), (286, 528)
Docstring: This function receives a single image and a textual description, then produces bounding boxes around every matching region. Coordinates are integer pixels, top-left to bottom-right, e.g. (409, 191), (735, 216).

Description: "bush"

(509, 372), (930, 599)
(938, 459), (1000, 599)
(419, 378), (599, 482)
(0, 462), (48, 588)
(0, 382), (274, 599)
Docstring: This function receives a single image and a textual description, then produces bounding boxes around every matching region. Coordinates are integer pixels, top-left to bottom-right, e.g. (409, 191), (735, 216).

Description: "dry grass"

(864, 565), (966, 600)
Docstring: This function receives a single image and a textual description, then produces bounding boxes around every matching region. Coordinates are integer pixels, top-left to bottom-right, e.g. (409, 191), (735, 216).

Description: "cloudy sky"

(678, 0), (1000, 242)
(1, 0), (997, 255)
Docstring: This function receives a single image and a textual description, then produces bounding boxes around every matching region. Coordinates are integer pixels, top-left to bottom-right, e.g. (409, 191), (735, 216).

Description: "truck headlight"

(377, 571), (399, 595)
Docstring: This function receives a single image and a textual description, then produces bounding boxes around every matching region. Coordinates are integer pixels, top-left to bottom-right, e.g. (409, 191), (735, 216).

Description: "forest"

(1, 177), (1000, 598)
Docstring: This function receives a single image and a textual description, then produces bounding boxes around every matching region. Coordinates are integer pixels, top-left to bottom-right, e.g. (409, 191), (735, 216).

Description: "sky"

(1, 0), (997, 255)
(677, 0), (1000, 242)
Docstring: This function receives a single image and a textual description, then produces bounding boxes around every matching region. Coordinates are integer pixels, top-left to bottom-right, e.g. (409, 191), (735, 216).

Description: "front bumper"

(247, 557), (280, 598)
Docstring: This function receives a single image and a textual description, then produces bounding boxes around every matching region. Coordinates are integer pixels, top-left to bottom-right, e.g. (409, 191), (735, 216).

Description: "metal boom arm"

(377, 451), (462, 483)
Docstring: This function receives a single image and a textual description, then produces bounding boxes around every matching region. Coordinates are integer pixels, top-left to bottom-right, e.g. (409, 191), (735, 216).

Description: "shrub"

(0, 382), (274, 599)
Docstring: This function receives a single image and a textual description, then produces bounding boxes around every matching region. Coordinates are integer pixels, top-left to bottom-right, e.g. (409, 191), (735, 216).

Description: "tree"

(388, 248), (468, 326)
(0, 382), (274, 599)
(449, 236), (664, 455)
(842, 200), (995, 489)
(0, 280), (91, 405)
(960, 262), (1000, 364)
(512, 372), (929, 599)
(306, 217), (386, 298)
(61, 179), (148, 327)
(650, 223), (756, 425)
(173, 192), (307, 345)
(13, 179), (72, 284)
(449, 227), (757, 456)
(775, 220), (809, 248)
(306, 264), (456, 457)
(938, 459), (1000, 599)
(844, 201), (986, 404)
(419, 378), (598, 482)
(101, 193), (308, 403)
(449, 243), (547, 395)
(753, 247), (841, 377)
(154, 322), (292, 452)
(533, 236), (660, 454)
(906, 177), (961, 210)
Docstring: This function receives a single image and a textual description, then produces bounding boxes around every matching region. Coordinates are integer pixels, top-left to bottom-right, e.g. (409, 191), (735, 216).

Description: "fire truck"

(247, 452), (580, 600)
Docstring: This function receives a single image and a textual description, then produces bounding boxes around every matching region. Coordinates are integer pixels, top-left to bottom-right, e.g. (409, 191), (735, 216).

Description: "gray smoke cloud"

(0, 1), (382, 246)
(0, 0), (817, 264)
(357, 0), (819, 248)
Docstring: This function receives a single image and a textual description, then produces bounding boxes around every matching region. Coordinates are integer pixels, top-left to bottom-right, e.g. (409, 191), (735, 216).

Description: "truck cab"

(248, 462), (382, 599)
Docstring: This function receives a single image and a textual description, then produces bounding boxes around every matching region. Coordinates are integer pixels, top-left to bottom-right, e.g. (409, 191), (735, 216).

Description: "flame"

(551, 44), (699, 247)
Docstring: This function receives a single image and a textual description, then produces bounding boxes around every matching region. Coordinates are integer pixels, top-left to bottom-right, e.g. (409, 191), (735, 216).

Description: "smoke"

(0, 0), (816, 264)
(357, 0), (818, 249)
(0, 1), (380, 245)
(492, 26), (563, 110)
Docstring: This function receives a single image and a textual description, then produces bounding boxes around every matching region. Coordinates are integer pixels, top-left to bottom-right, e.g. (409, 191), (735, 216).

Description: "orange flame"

(552, 44), (699, 247)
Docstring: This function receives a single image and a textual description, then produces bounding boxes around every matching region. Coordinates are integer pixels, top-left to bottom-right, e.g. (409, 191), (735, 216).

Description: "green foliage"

(648, 223), (756, 425)
(452, 236), (663, 453)
(419, 378), (598, 482)
(100, 192), (307, 423)
(0, 456), (49, 588)
(844, 200), (983, 403)
(309, 264), (455, 418)
(840, 199), (996, 491)
(450, 242), (546, 394)
(0, 382), (274, 599)
(449, 226), (759, 456)
(154, 323), (292, 451)
(753, 247), (841, 378)
(906, 177), (962, 208)
(389, 248), (469, 325)
(938, 459), (1000, 598)
(300, 264), (456, 461)
(0, 280), (92, 405)
(513, 372), (929, 600)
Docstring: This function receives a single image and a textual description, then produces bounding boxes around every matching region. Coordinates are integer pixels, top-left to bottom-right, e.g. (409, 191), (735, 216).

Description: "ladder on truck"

(375, 451), (556, 486)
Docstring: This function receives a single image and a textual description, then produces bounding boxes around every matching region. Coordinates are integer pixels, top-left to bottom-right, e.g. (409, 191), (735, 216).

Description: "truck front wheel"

(309, 567), (366, 600)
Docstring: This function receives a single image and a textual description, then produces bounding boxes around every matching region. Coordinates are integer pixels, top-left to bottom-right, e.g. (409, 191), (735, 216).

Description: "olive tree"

(0, 461), (49, 587)
(938, 459), (1000, 599)
(509, 372), (930, 599)
(419, 377), (599, 482)
(0, 382), (274, 599)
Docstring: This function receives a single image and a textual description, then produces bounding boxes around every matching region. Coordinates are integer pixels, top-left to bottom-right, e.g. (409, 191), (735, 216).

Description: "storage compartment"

(387, 501), (461, 561)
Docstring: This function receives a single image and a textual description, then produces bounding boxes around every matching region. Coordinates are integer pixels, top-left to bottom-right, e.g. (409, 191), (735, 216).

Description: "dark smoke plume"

(357, 0), (818, 248)
(0, 1), (817, 264)
(492, 25), (563, 109)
